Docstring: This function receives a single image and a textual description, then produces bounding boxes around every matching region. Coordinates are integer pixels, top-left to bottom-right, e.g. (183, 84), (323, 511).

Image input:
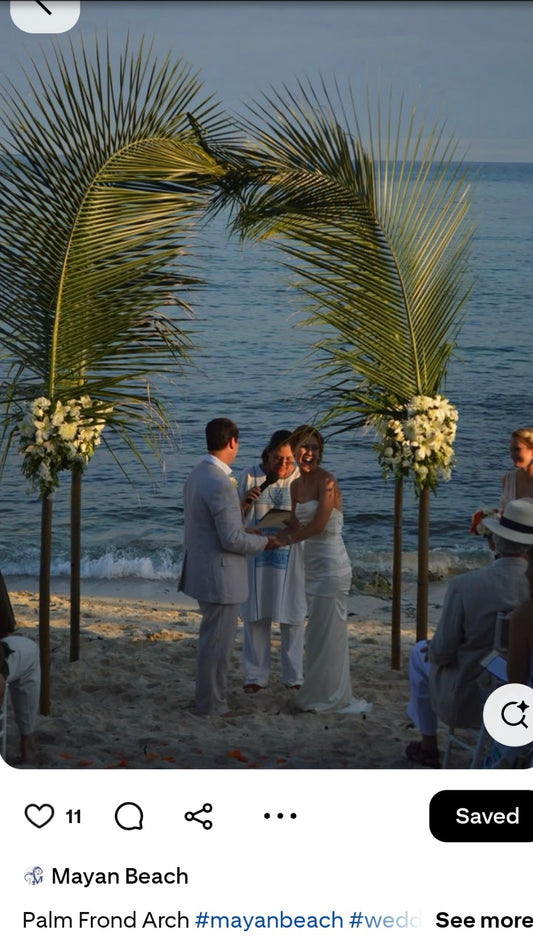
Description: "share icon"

(185, 803), (213, 830)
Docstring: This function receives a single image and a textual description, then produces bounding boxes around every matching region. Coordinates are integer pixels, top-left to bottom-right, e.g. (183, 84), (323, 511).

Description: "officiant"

(238, 429), (306, 693)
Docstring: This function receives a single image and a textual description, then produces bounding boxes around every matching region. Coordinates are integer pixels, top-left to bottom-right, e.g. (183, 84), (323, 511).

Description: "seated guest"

(405, 499), (533, 768)
(0, 635), (40, 764)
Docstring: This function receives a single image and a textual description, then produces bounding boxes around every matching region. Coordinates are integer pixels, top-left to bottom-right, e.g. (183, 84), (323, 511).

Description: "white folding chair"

(442, 725), (487, 769)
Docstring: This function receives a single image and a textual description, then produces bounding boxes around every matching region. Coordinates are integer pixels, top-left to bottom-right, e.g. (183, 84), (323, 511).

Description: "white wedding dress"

(294, 501), (372, 715)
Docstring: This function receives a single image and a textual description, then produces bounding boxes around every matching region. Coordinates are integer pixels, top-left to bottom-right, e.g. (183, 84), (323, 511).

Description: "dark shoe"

(285, 684), (301, 690)
(405, 740), (441, 768)
(243, 683), (263, 694)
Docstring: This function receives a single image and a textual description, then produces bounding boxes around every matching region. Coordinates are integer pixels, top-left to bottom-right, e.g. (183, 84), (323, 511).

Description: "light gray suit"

(179, 456), (267, 715)
(429, 555), (529, 728)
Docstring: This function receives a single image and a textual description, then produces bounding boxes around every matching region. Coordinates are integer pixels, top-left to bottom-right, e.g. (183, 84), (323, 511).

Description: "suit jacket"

(178, 457), (268, 605)
(429, 555), (529, 729)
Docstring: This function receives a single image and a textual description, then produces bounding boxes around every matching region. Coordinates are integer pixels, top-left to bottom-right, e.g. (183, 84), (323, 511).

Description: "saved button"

(430, 791), (533, 842)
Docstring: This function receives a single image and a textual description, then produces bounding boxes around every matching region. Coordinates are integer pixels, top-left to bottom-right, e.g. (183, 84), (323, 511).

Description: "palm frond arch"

(211, 80), (474, 658)
(0, 43), (474, 721)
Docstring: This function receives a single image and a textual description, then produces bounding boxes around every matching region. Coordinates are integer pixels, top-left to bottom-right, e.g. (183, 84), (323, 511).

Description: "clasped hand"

(265, 533), (285, 550)
(266, 521), (301, 550)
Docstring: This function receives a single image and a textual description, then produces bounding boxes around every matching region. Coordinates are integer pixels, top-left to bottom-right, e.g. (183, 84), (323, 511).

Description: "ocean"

(0, 161), (531, 596)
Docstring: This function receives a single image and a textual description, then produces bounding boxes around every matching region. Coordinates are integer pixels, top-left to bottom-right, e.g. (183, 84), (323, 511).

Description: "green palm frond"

(222, 82), (474, 427)
(0, 37), (231, 440)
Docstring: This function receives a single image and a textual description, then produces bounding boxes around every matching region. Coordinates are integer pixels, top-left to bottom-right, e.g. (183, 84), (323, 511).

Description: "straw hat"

(484, 498), (533, 545)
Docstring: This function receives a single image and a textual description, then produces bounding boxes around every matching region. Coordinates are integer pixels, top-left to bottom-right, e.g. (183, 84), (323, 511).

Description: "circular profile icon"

(482, 684), (533, 747)
(24, 866), (44, 885)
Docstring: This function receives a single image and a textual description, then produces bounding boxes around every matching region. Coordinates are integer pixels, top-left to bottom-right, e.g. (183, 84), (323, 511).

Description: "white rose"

(58, 423), (78, 441)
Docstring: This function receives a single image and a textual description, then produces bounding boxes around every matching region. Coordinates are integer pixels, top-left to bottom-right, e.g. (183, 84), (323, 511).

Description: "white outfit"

(500, 470), (533, 511)
(238, 465), (305, 687)
(499, 470), (517, 512)
(294, 501), (371, 715)
(1, 635), (40, 735)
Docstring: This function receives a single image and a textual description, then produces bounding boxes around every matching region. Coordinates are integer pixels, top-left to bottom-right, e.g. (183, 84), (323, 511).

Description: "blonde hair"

(511, 428), (533, 449)
(289, 425), (325, 462)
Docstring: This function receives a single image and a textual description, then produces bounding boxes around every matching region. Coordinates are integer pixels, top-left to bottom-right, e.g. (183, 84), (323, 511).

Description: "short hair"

(290, 424), (325, 462)
(261, 429), (293, 462)
(267, 429), (293, 452)
(205, 417), (239, 452)
(493, 534), (530, 558)
(511, 428), (533, 449)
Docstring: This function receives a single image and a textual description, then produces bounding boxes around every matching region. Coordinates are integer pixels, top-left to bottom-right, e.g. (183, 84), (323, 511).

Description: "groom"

(179, 417), (275, 716)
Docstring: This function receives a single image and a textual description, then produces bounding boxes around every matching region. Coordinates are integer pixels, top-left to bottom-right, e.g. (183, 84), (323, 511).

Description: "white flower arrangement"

(374, 394), (458, 494)
(17, 395), (112, 497)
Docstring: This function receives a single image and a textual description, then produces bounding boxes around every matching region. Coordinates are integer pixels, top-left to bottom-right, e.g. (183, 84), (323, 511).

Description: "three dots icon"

(264, 812), (297, 820)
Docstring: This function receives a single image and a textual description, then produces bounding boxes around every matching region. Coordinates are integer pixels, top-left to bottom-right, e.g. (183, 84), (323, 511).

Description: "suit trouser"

(243, 618), (304, 687)
(2, 635), (40, 735)
(406, 640), (438, 736)
(196, 602), (239, 716)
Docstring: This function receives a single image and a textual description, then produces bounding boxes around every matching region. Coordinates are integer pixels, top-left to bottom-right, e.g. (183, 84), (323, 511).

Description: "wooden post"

(416, 485), (430, 641)
(39, 495), (53, 715)
(391, 476), (403, 669)
(70, 465), (82, 662)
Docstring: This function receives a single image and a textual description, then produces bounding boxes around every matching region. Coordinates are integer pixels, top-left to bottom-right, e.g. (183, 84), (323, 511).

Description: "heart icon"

(24, 804), (55, 828)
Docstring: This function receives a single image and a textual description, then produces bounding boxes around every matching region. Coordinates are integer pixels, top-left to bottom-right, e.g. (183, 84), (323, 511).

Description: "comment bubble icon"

(114, 802), (143, 831)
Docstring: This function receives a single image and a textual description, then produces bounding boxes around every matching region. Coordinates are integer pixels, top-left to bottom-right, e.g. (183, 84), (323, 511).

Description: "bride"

(277, 425), (371, 715)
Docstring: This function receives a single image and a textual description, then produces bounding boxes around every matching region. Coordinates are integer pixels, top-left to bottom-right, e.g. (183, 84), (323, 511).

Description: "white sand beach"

(2, 576), (471, 771)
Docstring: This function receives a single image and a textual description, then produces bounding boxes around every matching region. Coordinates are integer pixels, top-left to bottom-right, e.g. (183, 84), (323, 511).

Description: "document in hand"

(255, 509), (292, 531)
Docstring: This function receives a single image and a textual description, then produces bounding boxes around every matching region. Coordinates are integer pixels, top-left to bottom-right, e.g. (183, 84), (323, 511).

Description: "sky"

(0, 1), (532, 162)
